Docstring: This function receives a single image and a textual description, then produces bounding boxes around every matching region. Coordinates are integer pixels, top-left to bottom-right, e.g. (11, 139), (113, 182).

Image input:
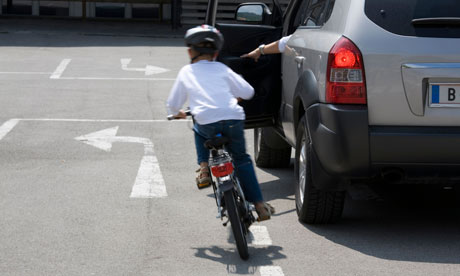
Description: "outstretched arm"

(240, 40), (281, 62)
(240, 35), (292, 62)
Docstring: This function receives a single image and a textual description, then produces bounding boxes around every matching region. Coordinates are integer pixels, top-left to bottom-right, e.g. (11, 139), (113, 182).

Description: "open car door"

(206, 0), (283, 128)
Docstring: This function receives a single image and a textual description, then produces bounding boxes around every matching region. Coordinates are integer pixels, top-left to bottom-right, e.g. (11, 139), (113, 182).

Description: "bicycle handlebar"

(167, 110), (192, 120)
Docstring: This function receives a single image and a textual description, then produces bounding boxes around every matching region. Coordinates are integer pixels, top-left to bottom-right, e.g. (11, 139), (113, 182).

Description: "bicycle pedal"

(196, 182), (211, 190)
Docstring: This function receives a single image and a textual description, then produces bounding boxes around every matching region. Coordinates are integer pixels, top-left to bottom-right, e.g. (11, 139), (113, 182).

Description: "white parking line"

(0, 119), (19, 141)
(0, 119), (190, 142)
(50, 59), (71, 79)
(249, 226), (272, 246)
(58, 77), (176, 81)
(247, 225), (285, 276)
(0, 72), (51, 75)
(260, 266), (285, 276)
(20, 118), (191, 122)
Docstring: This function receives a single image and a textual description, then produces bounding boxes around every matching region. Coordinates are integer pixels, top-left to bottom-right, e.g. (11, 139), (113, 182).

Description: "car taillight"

(211, 162), (234, 177)
(326, 36), (366, 104)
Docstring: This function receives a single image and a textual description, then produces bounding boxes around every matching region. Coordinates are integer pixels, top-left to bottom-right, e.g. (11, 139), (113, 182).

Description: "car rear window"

(365, 0), (460, 38)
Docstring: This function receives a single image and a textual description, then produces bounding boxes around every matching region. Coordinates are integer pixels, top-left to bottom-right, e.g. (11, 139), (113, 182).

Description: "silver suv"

(207, 0), (460, 223)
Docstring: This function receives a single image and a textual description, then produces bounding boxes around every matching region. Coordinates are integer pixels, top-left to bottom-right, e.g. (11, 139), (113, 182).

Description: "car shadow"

(258, 165), (295, 199)
(304, 183), (460, 264)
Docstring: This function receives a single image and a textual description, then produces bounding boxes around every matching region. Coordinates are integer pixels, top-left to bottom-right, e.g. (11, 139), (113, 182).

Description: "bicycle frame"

(168, 111), (254, 259)
(208, 145), (253, 222)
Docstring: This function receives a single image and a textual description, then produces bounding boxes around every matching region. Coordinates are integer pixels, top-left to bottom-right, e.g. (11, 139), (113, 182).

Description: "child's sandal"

(256, 202), (275, 222)
(195, 167), (211, 189)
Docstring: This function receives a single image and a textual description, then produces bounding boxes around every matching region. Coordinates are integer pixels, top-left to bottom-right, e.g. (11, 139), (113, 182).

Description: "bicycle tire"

(224, 189), (249, 260)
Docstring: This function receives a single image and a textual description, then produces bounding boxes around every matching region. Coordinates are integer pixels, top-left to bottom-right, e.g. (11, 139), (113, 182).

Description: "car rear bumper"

(370, 126), (460, 164)
(306, 103), (370, 179)
(306, 103), (460, 187)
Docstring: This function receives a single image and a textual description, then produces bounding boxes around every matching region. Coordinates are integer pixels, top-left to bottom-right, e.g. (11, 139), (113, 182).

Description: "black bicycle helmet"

(184, 25), (224, 55)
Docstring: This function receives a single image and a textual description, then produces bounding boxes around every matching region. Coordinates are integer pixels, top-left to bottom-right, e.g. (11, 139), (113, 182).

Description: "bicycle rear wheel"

(224, 189), (249, 260)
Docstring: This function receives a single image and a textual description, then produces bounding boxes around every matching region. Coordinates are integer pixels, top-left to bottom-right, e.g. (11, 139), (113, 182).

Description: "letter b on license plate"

(430, 84), (460, 107)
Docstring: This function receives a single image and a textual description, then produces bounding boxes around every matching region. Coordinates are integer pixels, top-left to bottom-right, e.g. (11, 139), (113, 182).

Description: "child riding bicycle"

(166, 25), (274, 221)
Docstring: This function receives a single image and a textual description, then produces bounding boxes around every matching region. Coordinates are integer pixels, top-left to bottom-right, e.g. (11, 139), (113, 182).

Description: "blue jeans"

(194, 120), (263, 203)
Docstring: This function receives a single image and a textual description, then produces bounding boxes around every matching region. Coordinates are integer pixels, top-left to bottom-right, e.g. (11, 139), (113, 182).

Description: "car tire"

(294, 116), (345, 224)
(254, 128), (291, 168)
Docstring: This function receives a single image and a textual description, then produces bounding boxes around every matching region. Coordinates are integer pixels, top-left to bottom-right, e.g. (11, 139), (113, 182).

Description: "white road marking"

(0, 72), (51, 75)
(50, 59), (71, 79)
(0, 72), (174, 80)
(248, 226), (285, 276)
(58, 77), (175, 81)
(0, 119), (19, 141)
(19, 118), (190, 122)
(260, 266), (285, 276)
(75, 126), (119, 152)
(75, 126), (167, 198)
(120, 58), (170, 76)
(249, 226), (272, 246)
(3, 117), (285, 274)
(131, 155), (167, 198)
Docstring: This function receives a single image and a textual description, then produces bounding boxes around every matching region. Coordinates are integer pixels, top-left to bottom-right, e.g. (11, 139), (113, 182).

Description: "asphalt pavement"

(2, 19), (460, 276)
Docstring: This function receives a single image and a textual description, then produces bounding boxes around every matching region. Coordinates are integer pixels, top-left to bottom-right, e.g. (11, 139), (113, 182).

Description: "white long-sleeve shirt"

(278, 35), (292, 53)
(166, 60), (254, 125)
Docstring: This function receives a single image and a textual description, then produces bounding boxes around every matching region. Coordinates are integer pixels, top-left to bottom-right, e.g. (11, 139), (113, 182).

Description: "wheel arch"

(293, 69), (320, 135)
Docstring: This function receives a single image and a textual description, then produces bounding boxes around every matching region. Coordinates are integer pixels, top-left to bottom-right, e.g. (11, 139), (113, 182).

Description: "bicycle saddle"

(204, 136), (229, 149)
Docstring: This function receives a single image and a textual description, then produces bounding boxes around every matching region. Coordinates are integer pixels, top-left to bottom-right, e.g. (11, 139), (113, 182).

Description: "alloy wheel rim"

(298, 134), (307, 205)
(256, 128), (262, 156)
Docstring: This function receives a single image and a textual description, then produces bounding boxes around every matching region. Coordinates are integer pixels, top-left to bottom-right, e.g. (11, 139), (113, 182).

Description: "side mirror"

(236, 3), (271, 24)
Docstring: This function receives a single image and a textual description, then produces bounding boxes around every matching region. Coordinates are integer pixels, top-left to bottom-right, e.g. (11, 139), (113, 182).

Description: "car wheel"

(254, 127), (291, 168)
(294, 116), (345, 224)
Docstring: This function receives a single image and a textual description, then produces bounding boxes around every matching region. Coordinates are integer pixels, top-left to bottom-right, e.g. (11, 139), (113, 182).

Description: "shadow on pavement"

(258, 163), (295, 201)
(304, 183), (460, 264)
(193, 245), (286, 275)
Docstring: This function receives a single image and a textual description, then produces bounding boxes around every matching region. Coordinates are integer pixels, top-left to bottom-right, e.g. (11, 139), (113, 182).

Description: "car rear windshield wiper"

(412, 17), (460, 26)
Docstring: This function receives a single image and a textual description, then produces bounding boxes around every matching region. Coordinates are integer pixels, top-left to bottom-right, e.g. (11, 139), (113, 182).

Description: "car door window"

(291, 0), (311, 30)
(289, 0), (334, 33)
(301, 0), (327, 27)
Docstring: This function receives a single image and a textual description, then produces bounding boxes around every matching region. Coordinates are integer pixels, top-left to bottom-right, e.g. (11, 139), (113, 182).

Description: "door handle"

(295, 56), (306, 64)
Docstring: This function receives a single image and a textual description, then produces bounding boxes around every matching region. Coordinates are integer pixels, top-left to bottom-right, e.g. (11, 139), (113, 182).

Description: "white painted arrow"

(75, 126), (167, 198)
(120, 58), (170, 76)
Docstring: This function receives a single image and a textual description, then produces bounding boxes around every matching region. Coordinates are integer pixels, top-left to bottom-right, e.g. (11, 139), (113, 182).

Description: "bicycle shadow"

(193, 244), (286, 275)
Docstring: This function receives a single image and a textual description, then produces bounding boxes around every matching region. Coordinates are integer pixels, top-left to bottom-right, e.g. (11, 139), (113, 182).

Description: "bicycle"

(168, 111), (256, 260)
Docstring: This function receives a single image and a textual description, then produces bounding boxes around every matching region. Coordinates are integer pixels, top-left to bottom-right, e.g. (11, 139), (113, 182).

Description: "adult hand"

(240, 48), (261, 62)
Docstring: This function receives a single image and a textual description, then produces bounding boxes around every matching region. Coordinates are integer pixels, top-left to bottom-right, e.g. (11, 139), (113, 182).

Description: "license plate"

(430, 83), (460, 107)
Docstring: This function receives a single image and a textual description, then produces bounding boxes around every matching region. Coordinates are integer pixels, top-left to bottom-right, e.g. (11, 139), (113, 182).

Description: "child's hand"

(174, 110), (187, 119)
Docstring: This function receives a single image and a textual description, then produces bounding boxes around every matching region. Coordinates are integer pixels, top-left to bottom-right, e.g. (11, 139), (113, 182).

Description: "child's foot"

(255, 202), (275, 221)
(195, 167), (211, 189)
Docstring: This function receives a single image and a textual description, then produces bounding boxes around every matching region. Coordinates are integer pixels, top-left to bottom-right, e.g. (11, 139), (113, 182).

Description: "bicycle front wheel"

(224, 189), (249, 260)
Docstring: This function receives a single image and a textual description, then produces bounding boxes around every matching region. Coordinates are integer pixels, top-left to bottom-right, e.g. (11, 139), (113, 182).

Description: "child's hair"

(189, 42), (217, 60)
